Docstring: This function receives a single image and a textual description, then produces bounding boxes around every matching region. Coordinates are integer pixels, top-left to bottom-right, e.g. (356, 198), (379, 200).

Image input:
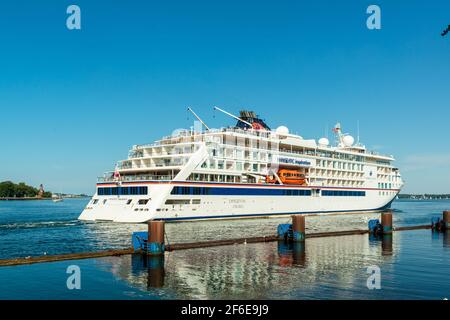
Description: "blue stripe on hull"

(171, 186), (312, 196)
(171, 186), (368, 197)
(97, 181), (401, 192)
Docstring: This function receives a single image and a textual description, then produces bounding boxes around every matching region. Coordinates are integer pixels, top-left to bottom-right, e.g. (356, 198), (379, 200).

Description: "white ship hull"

(79, 182), (399, 223)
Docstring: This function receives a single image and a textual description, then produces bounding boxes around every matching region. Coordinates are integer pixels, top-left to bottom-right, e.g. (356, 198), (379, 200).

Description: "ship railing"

(135, 140), (204, 149)
(132, 127), (395, 159)
(127, 150), (196, 159)
(98, 174), (175, 183)
(151, 127), (274, 142)
(116, 162), (187, 170)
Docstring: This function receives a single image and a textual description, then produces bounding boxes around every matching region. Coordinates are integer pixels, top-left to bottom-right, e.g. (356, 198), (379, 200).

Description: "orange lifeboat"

(266, 169), (306, 185)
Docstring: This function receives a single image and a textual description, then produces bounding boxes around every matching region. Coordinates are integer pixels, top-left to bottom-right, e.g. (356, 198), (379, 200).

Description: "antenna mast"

(357, 120), (360, 145)
(213, 106), (253, 127)
(187, 107), (210, 131)
(333, 122), (344, 146)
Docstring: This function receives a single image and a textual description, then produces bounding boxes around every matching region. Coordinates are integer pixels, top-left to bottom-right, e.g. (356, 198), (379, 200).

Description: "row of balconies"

(309, 179), (365, 187)
(118, 158), (190, 170)
(98, 173), (176, 182)
(377, 174), (401, 182)
(309, 174), (365, 182)
(129, 146), (199, 159)
(130, 142), (393, 174)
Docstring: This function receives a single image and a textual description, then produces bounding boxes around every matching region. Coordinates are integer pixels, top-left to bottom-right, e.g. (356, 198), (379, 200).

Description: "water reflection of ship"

(100, 234), (395, 299)
(277, 241), (307, 267)
(98, 255), (166, 291)
(432, 230), (450, 248)
(131, 255), (165, 288)
(369, 234), (393, 256)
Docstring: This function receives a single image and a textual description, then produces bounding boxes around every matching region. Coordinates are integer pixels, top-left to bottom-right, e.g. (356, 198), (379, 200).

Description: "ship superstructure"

(79, 108), (403, 223)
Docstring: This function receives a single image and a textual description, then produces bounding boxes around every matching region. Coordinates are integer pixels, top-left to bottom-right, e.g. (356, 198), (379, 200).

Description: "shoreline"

(0, 197), (89, 201)
(0, 197), (52, 201)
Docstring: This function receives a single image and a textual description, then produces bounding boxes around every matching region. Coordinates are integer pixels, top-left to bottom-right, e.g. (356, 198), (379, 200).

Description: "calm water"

(0, 199), (449, 299)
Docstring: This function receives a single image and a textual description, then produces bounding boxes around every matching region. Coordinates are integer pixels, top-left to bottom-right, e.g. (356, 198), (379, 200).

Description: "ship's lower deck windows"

(284, 189), (312, 196)
(170, 186), (312, 196)
(322, 190), (366, 197)
(97, 186), (148, 196)
(165, 199), (191, 205)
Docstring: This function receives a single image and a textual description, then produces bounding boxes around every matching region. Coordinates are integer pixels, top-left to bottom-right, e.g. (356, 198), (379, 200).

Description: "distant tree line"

(398, 194), (450, 200)
(0, 181), (52, 198)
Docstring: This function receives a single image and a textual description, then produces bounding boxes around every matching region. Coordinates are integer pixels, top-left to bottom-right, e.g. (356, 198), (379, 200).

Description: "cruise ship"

(79, 108), (403, 223)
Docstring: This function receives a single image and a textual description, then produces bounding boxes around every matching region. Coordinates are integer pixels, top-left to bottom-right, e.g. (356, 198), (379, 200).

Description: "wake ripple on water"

(0, 220), (82, 231)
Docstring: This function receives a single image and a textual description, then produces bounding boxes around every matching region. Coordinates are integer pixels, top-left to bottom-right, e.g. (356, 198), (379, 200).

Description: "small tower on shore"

(38, 184), (44, 198)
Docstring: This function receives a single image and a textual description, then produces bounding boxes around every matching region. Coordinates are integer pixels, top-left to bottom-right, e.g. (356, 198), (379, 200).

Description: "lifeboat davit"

(265, 169), (306, 185)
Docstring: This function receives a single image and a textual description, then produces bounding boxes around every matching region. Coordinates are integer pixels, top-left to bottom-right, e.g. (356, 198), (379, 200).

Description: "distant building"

(37, 184), (44, 198)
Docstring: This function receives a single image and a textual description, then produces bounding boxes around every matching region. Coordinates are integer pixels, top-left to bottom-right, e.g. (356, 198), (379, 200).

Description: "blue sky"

(0, 0), (449, 194)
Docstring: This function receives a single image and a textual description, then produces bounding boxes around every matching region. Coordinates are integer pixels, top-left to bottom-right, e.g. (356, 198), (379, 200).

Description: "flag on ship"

(113, 165), (121, 180)
(332, 123), (341, 133)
